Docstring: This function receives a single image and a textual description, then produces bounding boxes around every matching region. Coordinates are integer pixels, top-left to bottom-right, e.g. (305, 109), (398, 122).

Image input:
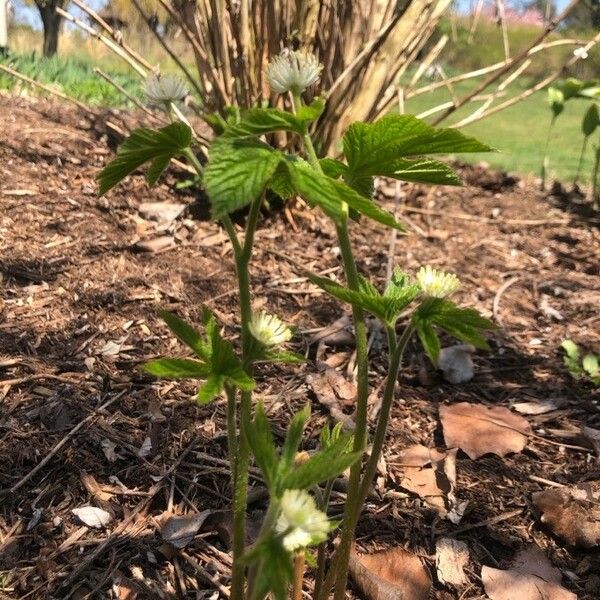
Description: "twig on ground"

(9, 391), (125, 494)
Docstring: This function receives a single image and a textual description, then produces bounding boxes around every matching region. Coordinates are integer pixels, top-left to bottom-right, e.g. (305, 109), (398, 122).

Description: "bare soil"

(0, 94), (599, 599)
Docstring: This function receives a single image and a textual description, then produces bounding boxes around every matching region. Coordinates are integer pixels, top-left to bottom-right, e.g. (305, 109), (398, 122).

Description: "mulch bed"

(0, 94), (599, 599)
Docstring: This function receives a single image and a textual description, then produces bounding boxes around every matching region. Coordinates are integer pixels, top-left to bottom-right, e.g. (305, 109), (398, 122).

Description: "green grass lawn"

(405, 80), (597, 185)
(1, 49), (596, 185)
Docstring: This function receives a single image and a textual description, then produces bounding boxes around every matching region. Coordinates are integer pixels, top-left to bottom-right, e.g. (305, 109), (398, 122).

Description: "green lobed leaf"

(98, 122), (192, 195)
(342, 115), (493, 188)
(223, 98), (324, 139)
(413, 298), (495, 362)
(279, 404), (311, 476)
(288, 161), (405, 230)
(143, 357), (211, 379)
(415, 320), (441, 363)
(582, 103), (599, 137)
(249, 537), (293, 600)
(260, 349), (306, 364)
(548, 87), (565, 117)
(246, 402), (279, 490)
(582, 353), (599, 378)
(205, 138), (283, 218)
(197, 374), (225, 404)
(160, 311), (210, 360)
(308, 272), (388, 322)
(281, 434), (361, 490)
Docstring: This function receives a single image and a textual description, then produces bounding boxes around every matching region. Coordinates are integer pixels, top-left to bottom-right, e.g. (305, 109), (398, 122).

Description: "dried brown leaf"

(533, 482), (600, 548)
(349, 546), (431, 600)
(307, 367), (356, 427)
(511, 546), (562, 584)
(482, 564), (575, 600)
(511, 399), (562, 415)
(161, 510), (211, 549)
(395, 445), (466, 521)
(440, 402), (531, 459)
(435, 538), (469, 586)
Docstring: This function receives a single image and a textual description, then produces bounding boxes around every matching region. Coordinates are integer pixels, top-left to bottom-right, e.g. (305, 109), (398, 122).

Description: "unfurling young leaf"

(144, 310), (254, 404)
(307, 268), (419, 327)
(413, 298), (495, 364)
(246, 402), (280, 490)
(222, 98), (324, 139)
(98, 122), (192, 195)
(281, 433), (361, 490)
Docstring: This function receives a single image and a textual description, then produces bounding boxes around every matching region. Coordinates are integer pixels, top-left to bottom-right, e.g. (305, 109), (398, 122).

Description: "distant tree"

(30, 0), (68, 57)
(566, 0), (600, 29)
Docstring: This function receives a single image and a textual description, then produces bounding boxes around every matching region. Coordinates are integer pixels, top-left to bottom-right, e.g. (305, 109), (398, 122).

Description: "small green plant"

(98, 51), (495, 600)
(562, 339), (600, 386)
(542, 78), (600, 200)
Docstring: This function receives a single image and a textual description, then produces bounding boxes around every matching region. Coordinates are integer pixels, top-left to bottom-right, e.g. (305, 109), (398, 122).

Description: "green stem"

(292, 93), (371, 600)
(541, 117), (555, 191)
(313, 478), (335, 599)
(224, 195), (262, 600)
(574, 135), (589, 187)
(183, 146), (204, 178)
(329, 221), (370, 600)
(356, 325), (414, 507)
(592, 143), (600, 210)
(316, 325), (414, 600)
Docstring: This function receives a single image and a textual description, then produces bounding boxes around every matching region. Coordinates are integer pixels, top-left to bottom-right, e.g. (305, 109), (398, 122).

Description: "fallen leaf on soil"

(511, 399), (561, 415)
(438, 345), (475, 384)
(349, 546), (431, 600)
(436, 538), (469, 586)
(482, 545), (575, 600)
(134, 236), (175, 253)
(161, 510), (211, 549)
(307, 367), (356, 427)
(71, 506), (112, 529)
(533, 482), (600, 548)
(137, 436), (152, 458)
(395, 445), (465, 519)
(139, 201), (186, 223)
(310, 314), (355, 346)
(511, 546), (562, 583)
(101, 438), (119, 462)
(440, 402), (531, 459)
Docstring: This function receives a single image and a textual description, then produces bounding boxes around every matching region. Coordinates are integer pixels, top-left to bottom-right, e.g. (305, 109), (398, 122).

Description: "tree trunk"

(38, 3), (62, 57)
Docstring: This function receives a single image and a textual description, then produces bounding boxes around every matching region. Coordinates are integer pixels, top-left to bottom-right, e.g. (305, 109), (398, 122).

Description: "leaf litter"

(533, 482), (600, 548)
(482, 546), (576, 600)
(348, 546), (431, 600)
(440, 402), (532, 459)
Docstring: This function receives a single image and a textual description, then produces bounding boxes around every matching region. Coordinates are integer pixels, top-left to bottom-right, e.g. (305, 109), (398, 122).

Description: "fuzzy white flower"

(249, 311), (292, 346)
(417, 266), (460, 298)
(573, 47), (588, 60)
(276, 489), (330, 552)
(266, 50), (322, 95)
(144, 73), (188, 103)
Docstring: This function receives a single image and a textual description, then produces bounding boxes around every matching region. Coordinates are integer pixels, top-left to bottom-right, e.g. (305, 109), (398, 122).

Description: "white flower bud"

(417, 266), (460, 298)
(144, 73), (188, 104)
(573, 47), (588, 60)
(266, 50), (322, 95)
(276, 489), (330, 552)
(249, 311), (292, 346)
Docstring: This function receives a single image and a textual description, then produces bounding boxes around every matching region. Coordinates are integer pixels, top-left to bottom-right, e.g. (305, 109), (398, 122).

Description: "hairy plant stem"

(292, 551), (306, 600)
(223, 196), (262, 600)
(292, 97), (371, 600)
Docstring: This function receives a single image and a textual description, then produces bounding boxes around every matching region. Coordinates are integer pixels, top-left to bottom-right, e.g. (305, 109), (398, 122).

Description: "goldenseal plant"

(98, 57), (496, 600)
